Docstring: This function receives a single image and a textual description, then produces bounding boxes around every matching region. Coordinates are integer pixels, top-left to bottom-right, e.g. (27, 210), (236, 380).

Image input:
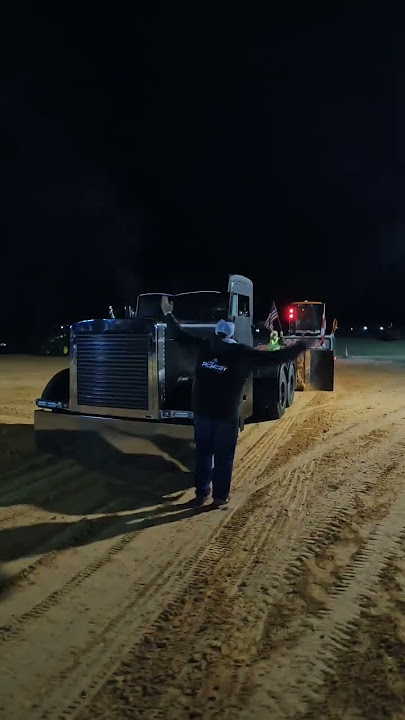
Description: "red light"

(288, 307), (295, 320)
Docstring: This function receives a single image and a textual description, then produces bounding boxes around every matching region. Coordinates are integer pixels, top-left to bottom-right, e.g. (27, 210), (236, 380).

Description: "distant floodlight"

(379, 326), (384, 331)
(363, 325), (368, 331)
(350, 327), (354, 331)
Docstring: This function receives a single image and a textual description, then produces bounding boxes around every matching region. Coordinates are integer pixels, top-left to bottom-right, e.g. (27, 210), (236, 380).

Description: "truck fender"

(41, 368), (70, 403)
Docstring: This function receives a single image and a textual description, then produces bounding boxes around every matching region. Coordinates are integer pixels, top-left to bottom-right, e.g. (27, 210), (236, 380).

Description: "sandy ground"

(0, 355), (405, 719)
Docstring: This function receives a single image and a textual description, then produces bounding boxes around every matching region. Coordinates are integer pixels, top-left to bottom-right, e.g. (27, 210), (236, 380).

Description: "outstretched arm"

(161, 296), (204, 348)
(239, 341), (306, 370)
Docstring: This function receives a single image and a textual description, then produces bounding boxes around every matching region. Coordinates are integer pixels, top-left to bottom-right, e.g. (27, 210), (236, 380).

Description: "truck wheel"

(254, 366), (287, 421)
(266, 365), (288, 419)
(286, 363), (296, 407)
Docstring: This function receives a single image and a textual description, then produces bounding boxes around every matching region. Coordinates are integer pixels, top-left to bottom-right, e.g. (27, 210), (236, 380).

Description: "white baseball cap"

(215, 319), (235, 338)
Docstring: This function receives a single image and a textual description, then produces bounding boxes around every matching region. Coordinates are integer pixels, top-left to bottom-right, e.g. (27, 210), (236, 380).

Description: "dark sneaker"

(211, 497), (229, 509)
(188, 495), (210, 508)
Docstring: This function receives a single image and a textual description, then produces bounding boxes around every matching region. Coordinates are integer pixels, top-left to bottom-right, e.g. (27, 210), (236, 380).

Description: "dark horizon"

(2, 6), (404, 335)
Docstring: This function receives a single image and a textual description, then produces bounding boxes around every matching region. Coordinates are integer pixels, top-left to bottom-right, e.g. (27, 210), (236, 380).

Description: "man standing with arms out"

(161, 296), (306, 509)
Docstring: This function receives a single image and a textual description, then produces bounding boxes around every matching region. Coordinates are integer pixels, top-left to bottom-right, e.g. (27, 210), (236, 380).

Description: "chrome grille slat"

(76, 333), (149, 410)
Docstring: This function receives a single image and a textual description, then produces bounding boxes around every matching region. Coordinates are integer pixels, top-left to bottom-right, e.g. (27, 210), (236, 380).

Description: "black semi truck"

(34, 275), (334, 455)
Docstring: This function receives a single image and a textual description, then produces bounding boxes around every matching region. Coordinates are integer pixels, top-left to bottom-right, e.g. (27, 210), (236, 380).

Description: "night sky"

(2, 5), (404, 338)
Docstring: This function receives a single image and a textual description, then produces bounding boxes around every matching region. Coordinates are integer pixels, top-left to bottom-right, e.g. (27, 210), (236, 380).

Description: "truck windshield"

(294, 304), (323, 333)
(173, 292), (228, 323)
(137, 292), (229, 323)
(137, 294), (167, 319)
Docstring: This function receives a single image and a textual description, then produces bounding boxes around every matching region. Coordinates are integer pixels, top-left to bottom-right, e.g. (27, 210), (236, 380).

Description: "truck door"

(228, 274), (254, 423)
(228, 274), (254, 346)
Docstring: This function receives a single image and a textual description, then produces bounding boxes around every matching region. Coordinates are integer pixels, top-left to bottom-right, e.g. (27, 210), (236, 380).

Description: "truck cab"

(132, 274), (254, 423)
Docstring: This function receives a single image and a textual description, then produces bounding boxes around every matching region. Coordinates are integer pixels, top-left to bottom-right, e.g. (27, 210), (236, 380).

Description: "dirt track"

(1, 355), (405, 719)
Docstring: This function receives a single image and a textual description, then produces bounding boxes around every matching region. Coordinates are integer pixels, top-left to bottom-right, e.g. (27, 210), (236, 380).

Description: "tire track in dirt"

(0, 391), (314, 534)
(0, 400), (302, 595)
(0, 462), (191, 597)
(73, 500), (300, 719)
(243, 478), (405, 719)
(0, 452), (54, 484)
(233, 394), (319, 491)
(0, 393), (312, 536)
(0, 397), (321, 717)
(0, 465), (122, 530)
(49, 428), (392, 720)
(0, 460), (78, 506)
(231, 443), (405, 719)
(258, 403), (405, 489)
(0, 441), (194, 588)
(186, 437), (405, 720)
(4, 377), (402, 718)
(33, 515), (245, 720)
(71, 422), (402, 719)
(0, 457), (190, 592)
(33, 484), (306, 717)
(298, 542), (405, 720)
(17, 398), (324, 712)
(0, 460), (124, 543)
(0, 495), (138, 613)
(0, 410), (389, 600)
(258, 378), (405, 483)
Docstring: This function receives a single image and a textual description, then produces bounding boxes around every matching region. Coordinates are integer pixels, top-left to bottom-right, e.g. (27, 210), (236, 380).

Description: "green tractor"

(41, 325), (70, 357)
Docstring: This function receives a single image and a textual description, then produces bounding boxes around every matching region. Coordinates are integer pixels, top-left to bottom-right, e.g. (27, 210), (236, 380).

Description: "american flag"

(264, 302), (279, 331)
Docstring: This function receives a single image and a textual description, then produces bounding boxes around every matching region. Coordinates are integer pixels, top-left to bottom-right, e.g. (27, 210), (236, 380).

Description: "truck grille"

(76, 334), (149, 410)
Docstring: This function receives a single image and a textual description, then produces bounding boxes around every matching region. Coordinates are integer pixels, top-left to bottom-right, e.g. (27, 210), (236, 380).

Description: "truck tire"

(267, 364), (288, 419)
(253, 365), (287, 421)
(286, 363), (296, 407)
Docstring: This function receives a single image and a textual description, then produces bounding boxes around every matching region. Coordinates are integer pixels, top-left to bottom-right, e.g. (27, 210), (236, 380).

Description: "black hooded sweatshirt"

(165, 313), (305, 422)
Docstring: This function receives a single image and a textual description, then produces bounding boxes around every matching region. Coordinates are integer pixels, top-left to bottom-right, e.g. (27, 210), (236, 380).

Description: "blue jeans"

(193, 415), (239, 501)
